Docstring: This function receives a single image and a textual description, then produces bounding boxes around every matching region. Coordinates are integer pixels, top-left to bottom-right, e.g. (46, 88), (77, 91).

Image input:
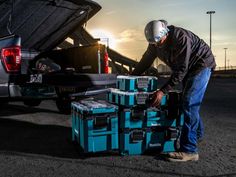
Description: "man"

(132, 20), (216, 162)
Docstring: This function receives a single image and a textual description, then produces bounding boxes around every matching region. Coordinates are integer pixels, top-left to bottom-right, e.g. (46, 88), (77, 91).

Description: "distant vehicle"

(0, 0), (116, 114)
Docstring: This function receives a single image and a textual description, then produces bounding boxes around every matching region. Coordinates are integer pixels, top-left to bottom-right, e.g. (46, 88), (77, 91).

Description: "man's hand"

(151, 90), (164, 107)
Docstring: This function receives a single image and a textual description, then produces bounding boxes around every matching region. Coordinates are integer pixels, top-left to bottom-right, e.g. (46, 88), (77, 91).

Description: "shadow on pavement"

(0, 103), (59, 116)
(0, 119), (235, 177)
(0, 118), (90, 159)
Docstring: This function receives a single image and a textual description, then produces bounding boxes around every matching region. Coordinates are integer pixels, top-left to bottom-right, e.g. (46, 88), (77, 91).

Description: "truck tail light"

(1, 46), (21, 73)
(104, 51), (109, 74)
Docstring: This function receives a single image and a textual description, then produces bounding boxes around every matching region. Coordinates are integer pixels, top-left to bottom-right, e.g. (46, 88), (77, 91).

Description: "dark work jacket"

(132, 25), (216, 93)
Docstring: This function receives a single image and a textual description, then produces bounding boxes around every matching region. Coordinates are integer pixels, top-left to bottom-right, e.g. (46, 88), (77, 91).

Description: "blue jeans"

(180, 68), (212, 153)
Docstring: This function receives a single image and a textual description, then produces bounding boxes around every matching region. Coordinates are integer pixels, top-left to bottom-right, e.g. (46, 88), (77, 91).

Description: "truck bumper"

(0, 83), (22, 99)
(0, 83), (9, 98)
(9, 84), (22, 97)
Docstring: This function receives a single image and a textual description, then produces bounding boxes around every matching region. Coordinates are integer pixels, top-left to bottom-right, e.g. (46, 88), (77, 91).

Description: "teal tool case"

(120, 108), (179, 129)
(119, 126), (181, 155)
(107, 89), (167, 107)
(71, 100), (119, 153)
(116, 75), (158, 92)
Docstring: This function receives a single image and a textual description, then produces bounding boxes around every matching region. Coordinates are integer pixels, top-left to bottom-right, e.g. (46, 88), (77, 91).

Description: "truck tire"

(23, 100), (42, 107)
(56, 96), (71, 114)
(0, 101), (8, 109)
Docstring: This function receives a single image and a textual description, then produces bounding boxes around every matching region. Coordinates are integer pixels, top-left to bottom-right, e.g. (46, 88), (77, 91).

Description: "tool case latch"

(130, 129), (145, 142)
(136, 93), (149, 105)
(131, 109), (146, 121)
(165, 127), (178, 141)
(136, 77), (149, 89)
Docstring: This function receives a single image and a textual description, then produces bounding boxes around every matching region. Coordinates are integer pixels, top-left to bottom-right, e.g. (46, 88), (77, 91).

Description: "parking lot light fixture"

(224, 48), (228, 72)
(206, 11), (215, 49)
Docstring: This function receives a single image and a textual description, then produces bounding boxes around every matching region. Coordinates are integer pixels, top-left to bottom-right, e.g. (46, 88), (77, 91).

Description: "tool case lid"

(117, 75), (158, 80)
(110, 88), (153, 95)
(72, 100), (118, 114)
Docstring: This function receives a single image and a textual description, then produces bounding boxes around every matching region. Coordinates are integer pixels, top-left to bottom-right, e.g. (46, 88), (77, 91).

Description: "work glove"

(150, 90), (164, 107)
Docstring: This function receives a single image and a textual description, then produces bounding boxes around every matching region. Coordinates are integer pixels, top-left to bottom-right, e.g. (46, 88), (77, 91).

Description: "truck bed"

(12, 72), (117, 88)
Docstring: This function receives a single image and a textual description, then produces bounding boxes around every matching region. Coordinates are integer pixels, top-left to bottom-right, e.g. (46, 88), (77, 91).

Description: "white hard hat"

(144, 20), (169, 43)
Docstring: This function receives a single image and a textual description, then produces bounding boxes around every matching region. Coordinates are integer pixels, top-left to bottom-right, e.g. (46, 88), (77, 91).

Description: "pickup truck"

(0, 0), (116, 114)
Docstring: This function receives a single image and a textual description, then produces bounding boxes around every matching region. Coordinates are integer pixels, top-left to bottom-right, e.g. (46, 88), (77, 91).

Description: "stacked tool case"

(116, 75), (158, 92)
(71, 100), (119, 153)
(107, 89), (168, 107)
(71, 75), (184, 155)
(108, 75), (159, 107)
(108, 75), (184, 155)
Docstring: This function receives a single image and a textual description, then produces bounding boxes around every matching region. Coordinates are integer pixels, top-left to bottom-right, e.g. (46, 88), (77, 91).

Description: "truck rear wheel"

(56, 96), (71, 114)
(23, 100), (42, 107)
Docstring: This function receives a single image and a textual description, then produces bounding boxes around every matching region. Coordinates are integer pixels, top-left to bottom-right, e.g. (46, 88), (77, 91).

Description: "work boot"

(166, 152), (199, 162)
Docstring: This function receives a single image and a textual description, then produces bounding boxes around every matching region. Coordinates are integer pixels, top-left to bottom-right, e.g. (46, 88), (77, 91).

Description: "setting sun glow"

(90, 29), (116, 49)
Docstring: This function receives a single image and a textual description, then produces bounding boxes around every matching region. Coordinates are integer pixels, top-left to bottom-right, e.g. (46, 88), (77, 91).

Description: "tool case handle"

(165, 127), (179, 141)
(130, 129), (145, 142)
(94, 116), (108, 128)
(135, 93), (149, 105)
(130, 109), (146, 121)
(151, 126), (180, 141)
(93, 114), (116, 128)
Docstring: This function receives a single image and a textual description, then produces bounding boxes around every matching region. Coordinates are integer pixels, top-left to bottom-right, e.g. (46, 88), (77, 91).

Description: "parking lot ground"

(0, 77), (235, 177)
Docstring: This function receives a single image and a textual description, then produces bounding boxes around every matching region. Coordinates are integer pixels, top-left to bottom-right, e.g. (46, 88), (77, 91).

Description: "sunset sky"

(87, 0), (236, 68)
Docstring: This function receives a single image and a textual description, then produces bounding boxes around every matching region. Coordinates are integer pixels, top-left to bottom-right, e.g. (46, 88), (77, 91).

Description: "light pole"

(224, 48), (228, 72)
(206, 11), (215, 49)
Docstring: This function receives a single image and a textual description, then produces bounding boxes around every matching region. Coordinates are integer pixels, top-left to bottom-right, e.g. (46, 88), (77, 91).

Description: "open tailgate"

(0, 0), (101, 51)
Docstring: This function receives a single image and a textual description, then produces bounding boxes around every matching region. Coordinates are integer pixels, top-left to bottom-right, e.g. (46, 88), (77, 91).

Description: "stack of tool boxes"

(107, 75), (184, 155)
(71, 75), (184, 155)
(71, 100), (119, 153)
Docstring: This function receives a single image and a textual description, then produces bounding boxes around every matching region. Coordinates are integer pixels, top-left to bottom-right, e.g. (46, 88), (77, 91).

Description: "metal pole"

(107, 38), (109, 48)
(224, 48), (228, 72)
(210, 13), (212, 49)
(206, 11), (215, 49)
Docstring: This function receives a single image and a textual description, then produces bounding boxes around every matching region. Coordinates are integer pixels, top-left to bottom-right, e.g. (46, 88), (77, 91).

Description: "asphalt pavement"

(0, 77), (235, 177)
